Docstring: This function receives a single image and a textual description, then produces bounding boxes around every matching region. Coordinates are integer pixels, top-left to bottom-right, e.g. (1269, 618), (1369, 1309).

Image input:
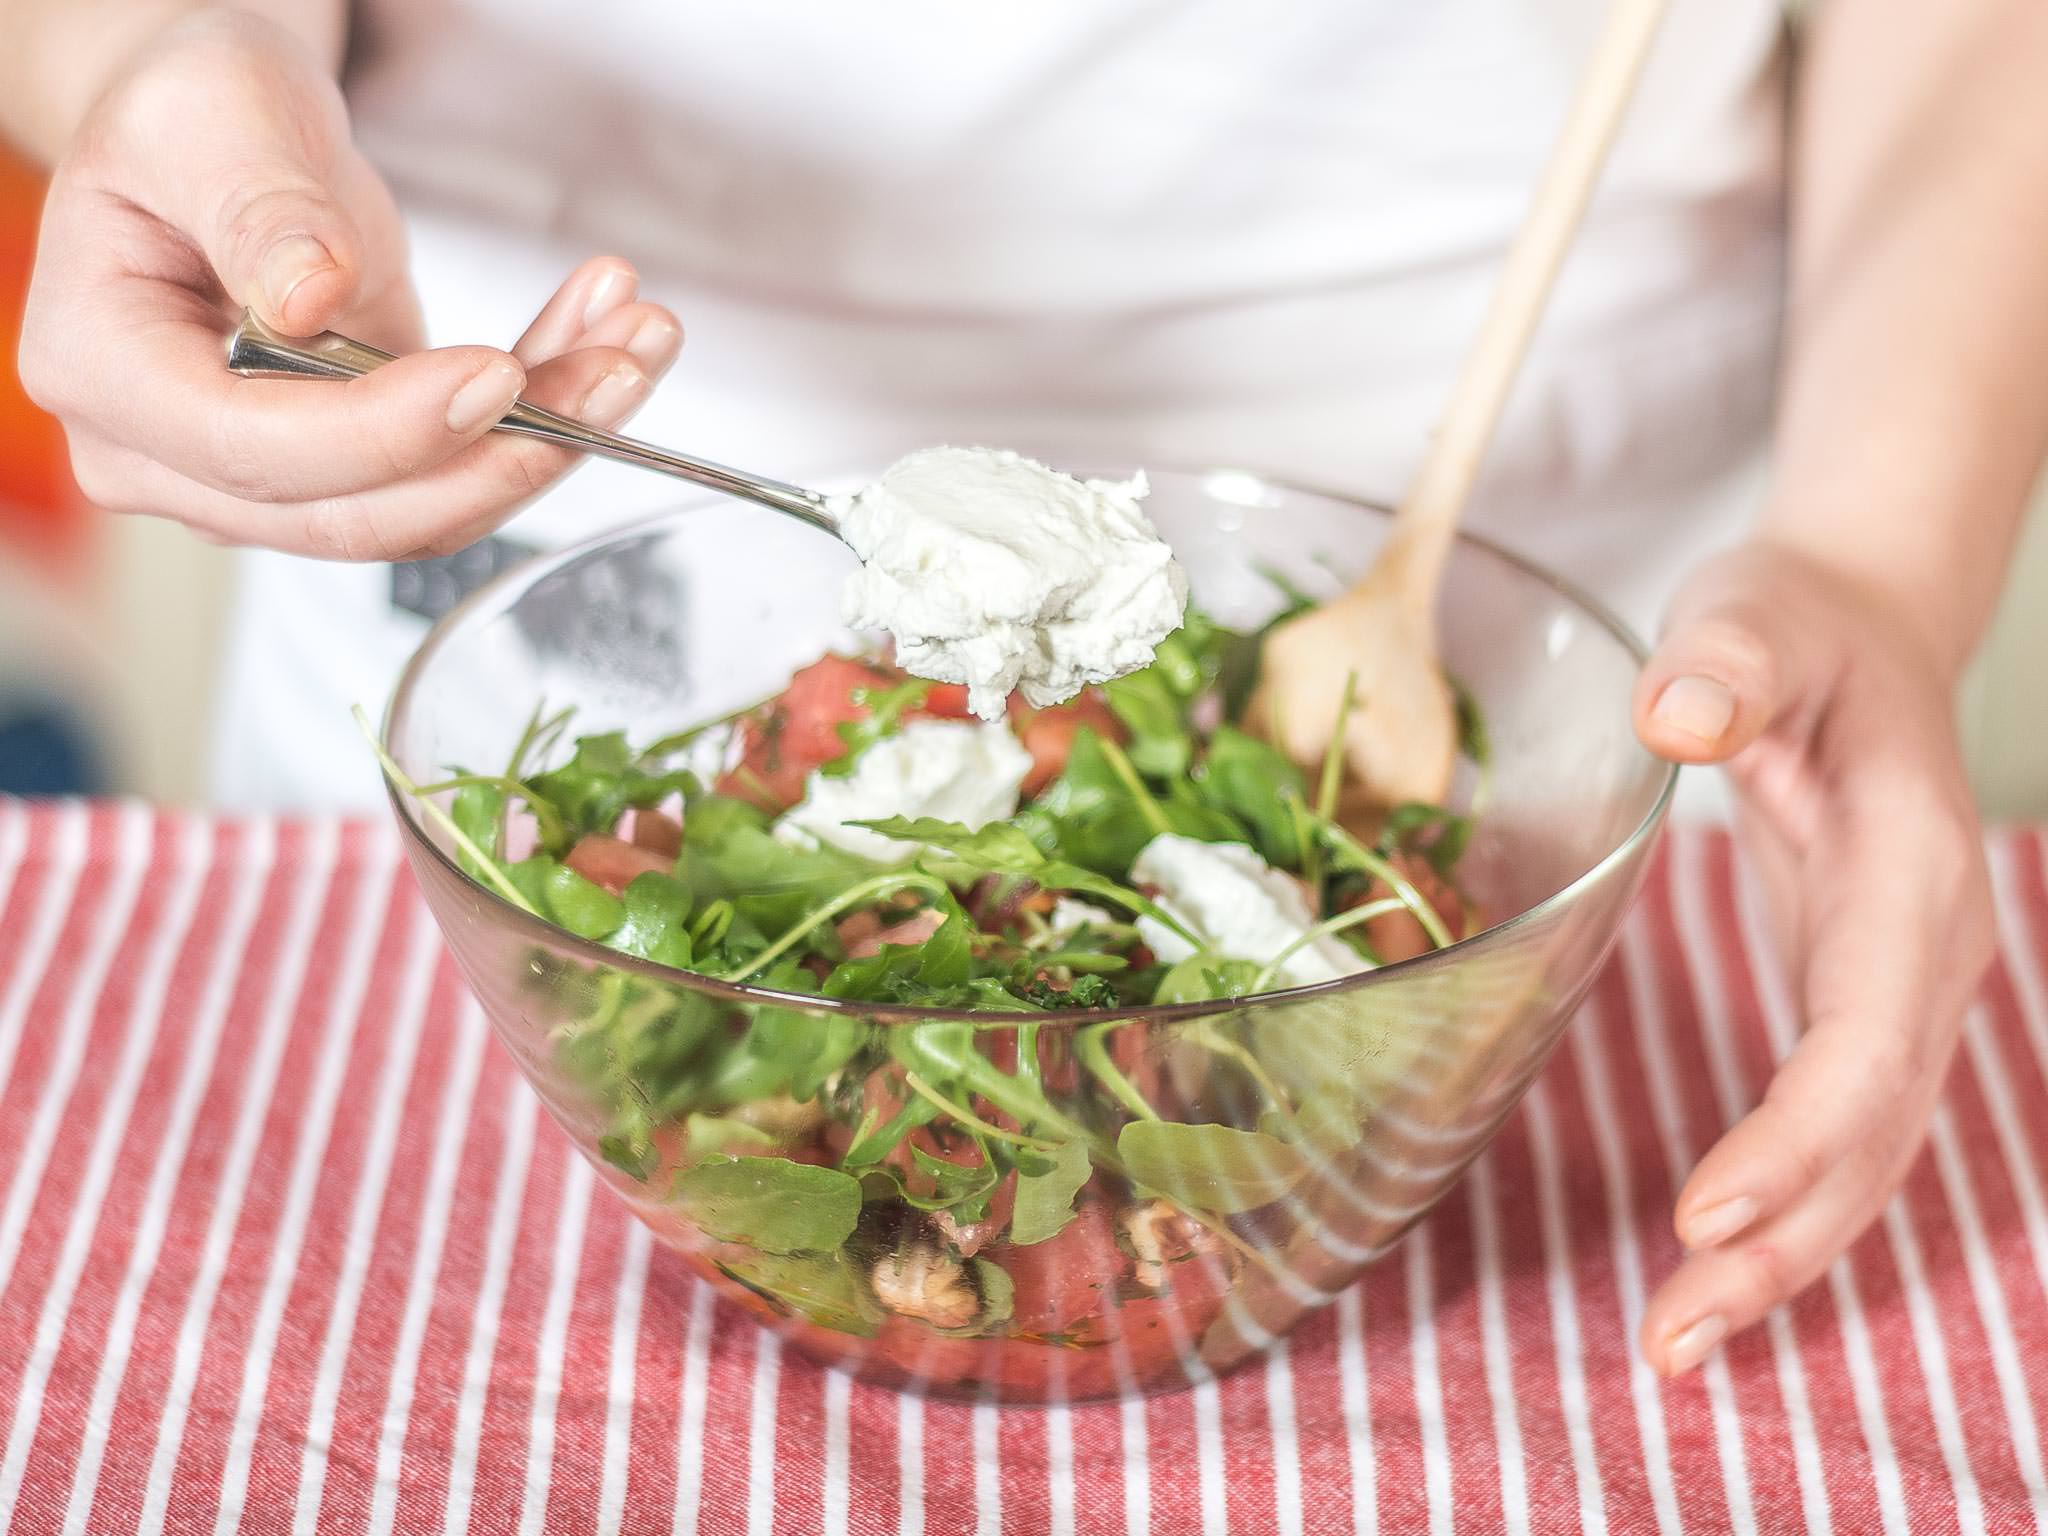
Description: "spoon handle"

(224, 310), (839, 536)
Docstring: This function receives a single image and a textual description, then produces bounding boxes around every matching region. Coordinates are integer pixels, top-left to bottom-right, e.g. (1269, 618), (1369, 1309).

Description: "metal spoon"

(225, 309), (840, 537)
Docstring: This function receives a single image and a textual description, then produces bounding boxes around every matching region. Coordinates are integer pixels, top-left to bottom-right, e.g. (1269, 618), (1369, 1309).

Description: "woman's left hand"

(1630, 539), (1995, 1375)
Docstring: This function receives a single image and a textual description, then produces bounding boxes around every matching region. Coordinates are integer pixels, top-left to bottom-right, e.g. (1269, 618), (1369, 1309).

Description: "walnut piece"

(871, 1243), (980, 1330)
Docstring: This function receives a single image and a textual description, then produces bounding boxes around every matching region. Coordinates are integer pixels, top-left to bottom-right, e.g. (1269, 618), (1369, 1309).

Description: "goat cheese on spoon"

(834, 448), (1189, 721)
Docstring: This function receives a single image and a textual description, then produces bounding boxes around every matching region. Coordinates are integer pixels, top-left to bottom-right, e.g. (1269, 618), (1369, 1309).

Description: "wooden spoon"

(1253, 0), (1673, 808)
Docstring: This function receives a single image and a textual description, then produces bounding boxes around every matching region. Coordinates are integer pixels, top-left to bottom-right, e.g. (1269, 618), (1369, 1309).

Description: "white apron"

(210, 0), (1787, 811)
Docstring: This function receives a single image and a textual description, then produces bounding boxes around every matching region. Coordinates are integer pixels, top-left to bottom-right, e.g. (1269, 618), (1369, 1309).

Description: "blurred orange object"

(0, 143), (87, 576)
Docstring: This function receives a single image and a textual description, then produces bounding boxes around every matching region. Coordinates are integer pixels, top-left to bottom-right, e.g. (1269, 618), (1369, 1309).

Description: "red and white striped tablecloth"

(3, 800), (2048, 1535)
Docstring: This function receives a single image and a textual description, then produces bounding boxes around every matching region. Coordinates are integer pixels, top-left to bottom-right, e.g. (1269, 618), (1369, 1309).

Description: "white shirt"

(211, 0), (1786, 811)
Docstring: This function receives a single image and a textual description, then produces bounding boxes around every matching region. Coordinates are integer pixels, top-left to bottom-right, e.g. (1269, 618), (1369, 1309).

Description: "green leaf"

(685, 794), (872, 931)
(1380, 802), (1474, 877)
(716, 1249), (880, 1337)
(1194, 727), (1306, 866)
(788, 1014), (868, 1103)
(1264, 1090), (1363, 1157)
(681, 1113), (781, 1160)
(1031, 730), (1150, 875)
(597, 1131), (657, 1181)
(1151, 955), (1262, 1005)
(610, 872), (695, 967)
(541, 861), (625, 940)
(904, 1140), (999, 1219)
(888, 1023), (1081, 1140)
(823, 677), (932, 777)
(675, 1155), (863, 1253)
(526, 730), (695, 849)
(1116, 1121), (1307, 1213)
(1103, 669), (1192, 778)
(851, 816), (1048, 874)
(1008, 1140), (1093, 1245)
(451, 781), (506, 872)
(1012, 972), (1121, 1011)
(698, 965), (833, 1106)
(842, 1094), (942, 1169)
(1453, 679), (1491, 772)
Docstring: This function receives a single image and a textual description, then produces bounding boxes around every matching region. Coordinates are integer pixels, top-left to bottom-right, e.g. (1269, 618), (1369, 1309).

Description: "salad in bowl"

(378, 466), (1672, 1401)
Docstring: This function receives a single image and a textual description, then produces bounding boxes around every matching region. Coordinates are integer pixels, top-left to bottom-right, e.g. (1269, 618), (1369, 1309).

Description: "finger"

(1643, 786), (1978, 1372)
(1641, 1141), (1917, 1375)
(1672, 771), (1967, 1245)
(578, 301), (685, 374)
(105, 15), (370, 336)
(513, 257), (639, 364)
(1633, 551), (1835, 765)
(337, 343), (657, 554)
(70, 344), (652, 559)
(79, 298), (531, 501)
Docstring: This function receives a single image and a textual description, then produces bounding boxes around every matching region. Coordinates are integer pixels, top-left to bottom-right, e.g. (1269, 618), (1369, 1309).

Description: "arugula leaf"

(1116, 1121), (1307, 1213)
(842, 1092), (943, 1169)
(1013, 973), (1120, 1010)
(697, 964), (842, 1106)
(888, 1022), (1085, 1140)
(901, 1139), (999, 1220)
(1380, 802), (1474, 877)
(1453, 679), (1491, 772)
(610, 872), (695, 968)
(507, 855), (624, 940)
(1032, 729), (1152, 875)
(824, 910), (971, 995)
(598, 1132), (657, 1181)
(1103, 669), (1192, 778)
(675, 1154), (863, 1253)
(681, 1113), (781, 1160)
(823, 677), (931, 777)
(526, 730), (695, 850)
(853, 816), (1046, 872)
(853, 813), (1197, 951)
(1194, 727), (1306, 866)
(1008, 1140), (1092, 1245)
(451, 781), (506, 873)
(717, 1249), (880, 1337)
(1151, 955), (1262, 1005)
(684, 794), (872, 932)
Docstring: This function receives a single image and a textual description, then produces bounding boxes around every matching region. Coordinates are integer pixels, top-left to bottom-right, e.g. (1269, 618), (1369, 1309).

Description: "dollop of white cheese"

(1131, 834), (1365, 987)
(833, 447), (1189, 721)
(774, 718), (1032, 865)
(1047, 897), (1116, 938)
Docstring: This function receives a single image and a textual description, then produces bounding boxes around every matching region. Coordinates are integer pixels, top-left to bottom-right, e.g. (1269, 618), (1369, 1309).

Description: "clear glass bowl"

(384, 466), (1674, 1403)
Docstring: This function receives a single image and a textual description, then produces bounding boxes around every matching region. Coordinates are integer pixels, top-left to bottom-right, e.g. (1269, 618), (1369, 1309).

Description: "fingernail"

(582, 267), (636, 331)
(1664, 1314), (1728, 1374)
(624, 315), (680, 371)
(580, 362), (649, 425)
(1651, 675), (1736, 745)
(260, 235), (335, 320)
(1682, 1195), (1758, 1250)
(446, 359), (525, 434)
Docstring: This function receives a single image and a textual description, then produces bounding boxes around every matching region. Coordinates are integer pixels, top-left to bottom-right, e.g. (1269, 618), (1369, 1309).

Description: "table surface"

(2, 802), (2047, 1536)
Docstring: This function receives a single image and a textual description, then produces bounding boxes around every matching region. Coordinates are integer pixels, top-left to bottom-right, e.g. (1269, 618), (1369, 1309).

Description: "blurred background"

(2, 141), (2044, 813)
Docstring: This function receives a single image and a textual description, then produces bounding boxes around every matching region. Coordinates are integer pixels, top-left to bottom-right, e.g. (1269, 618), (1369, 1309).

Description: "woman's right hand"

(17, 10), (681, 560)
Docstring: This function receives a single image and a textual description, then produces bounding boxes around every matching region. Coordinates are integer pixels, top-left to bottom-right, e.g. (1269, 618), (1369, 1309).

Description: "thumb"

(1633, 553), (1819, 765)
(116, 15), (366, 335)
(206, 171), (364, 339)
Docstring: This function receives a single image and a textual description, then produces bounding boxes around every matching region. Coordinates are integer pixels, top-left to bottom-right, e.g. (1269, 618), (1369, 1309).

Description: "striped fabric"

(1, 802), (2046, 1534)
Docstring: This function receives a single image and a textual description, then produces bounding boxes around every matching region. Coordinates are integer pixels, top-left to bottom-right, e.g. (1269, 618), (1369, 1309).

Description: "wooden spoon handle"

(1384, 0), (1674, 600)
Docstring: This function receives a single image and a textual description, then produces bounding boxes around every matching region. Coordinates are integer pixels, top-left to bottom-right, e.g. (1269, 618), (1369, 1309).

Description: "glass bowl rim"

(382, 463), (1678, 1027)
